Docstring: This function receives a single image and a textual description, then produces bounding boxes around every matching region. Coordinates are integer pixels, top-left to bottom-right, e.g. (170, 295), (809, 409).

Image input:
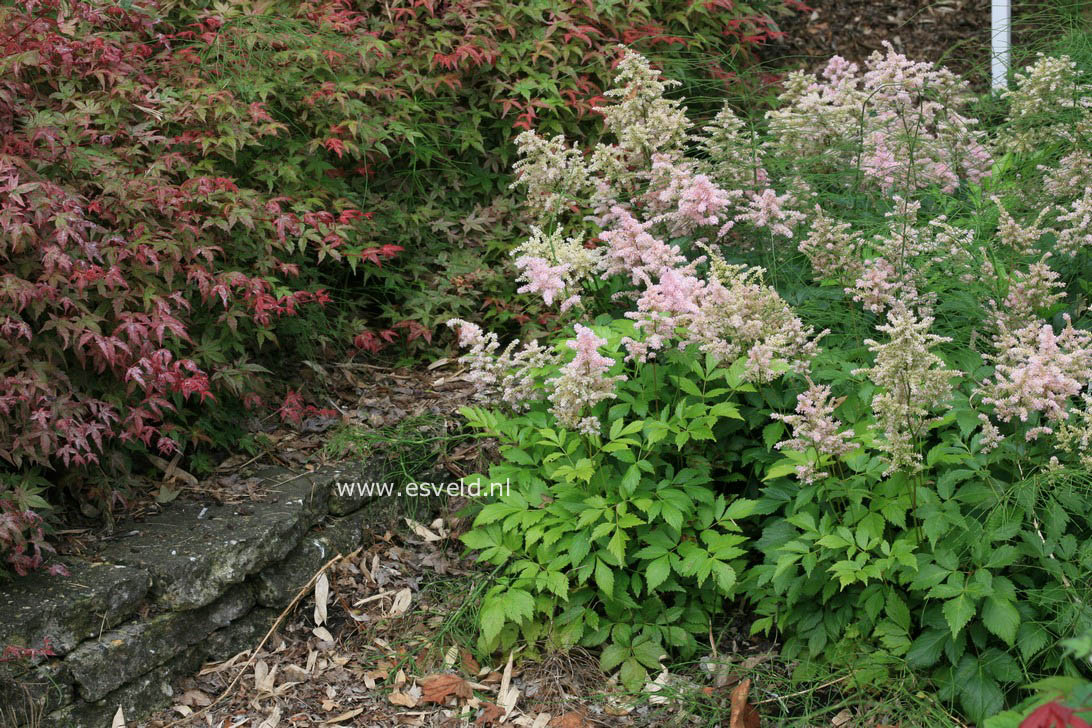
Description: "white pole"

(991, 0), (1011, 91)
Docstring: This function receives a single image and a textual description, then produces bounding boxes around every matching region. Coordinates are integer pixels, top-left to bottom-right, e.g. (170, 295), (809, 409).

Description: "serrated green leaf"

(1017, 622), (1050, 661)
(763, 421), (785, 451)
(981, 596), (1020, 646)
(907, 628), (948, 669)
(600, 643), (628, 672)
(621, 463), (641, 495)
(595, 558), (615, 597)
(943, 594), (976, 638)
(480, 600), (506, 644)
(956, 656), (1005, 723)
(645, 556), (671, 592)
(632, 639), (666, 669)
(886, 590), (911, 631)
(619, 658), (647, 692)
(502, 588), (535, 623)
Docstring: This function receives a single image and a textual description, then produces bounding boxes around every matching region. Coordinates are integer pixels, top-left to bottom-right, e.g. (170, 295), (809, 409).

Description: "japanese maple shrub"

(0, 0), (366, 570)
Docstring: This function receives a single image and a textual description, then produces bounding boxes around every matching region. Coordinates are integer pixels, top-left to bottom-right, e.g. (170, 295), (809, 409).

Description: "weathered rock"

(205, 606), (280, 661)
(98, 473), (328, 609)
(65, 585), (253, 702)
(314, 460), (400, 516)
(254, 509), (368, 607)
(0, 462), (412, 727)
(0, 660), (75, 722)
(46, 644), (206, 728)
(0, 561), (150, 656)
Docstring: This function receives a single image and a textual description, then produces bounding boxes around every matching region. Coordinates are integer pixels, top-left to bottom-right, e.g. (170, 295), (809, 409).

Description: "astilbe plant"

(450, 48), (825, 690)
(454, 46), (1092, 723)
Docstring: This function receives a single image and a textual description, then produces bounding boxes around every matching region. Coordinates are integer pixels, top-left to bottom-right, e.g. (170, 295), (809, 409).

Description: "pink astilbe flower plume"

(772, 382), (856, 483)
(548, 325), (626, 432)
(599, 206), (689, 286)
(854, 303), (961, 474)
(976, 316), (1092, 433)
(514, 256), (570, 306)
(446, 319), (558, 411)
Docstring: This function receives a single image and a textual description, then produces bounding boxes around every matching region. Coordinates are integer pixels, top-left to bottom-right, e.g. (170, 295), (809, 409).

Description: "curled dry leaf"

(321, 707), (365, 724)
(389, 587), (413, 616)
(645, 667), (672, 705)
(255, 662), (278, 695)
(180, 688), (211, 707)
(314, 572), (330, 626)
(254, 660), (269, 691)
(389, 689), (418, 708)
(257, 706), (283, 728)
(740, 653), (772, 670)
(430, 517), (449, 538)
(475, 702), (505, 726)
(461, 649), (481, 675)
(729, 678), (761, 728)
(405, 517), (443, 542)
(421, 673), (474, 704)
(549, 713), (588, 728)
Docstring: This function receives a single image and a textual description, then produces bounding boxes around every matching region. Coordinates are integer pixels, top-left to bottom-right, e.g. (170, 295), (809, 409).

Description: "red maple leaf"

(323, 137), (346, 158)
(1022, 701), (1092, 728)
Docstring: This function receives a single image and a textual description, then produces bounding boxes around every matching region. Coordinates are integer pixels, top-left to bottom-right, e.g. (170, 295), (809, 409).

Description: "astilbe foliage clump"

(452, 45), (1092, 723)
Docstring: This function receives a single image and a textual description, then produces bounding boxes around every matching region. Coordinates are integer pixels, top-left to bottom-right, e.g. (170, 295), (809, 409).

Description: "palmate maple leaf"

(1022, 700), (1092, 728)
(323, 137), (346, 158)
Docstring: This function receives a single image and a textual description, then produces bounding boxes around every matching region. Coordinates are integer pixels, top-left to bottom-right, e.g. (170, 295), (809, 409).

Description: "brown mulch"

(141, 500), (773, 728)
(763, 0), (1073, 89)
(765, 0), (990, 84)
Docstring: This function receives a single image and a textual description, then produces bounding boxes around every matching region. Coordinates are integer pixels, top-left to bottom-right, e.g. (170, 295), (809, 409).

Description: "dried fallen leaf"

(530, 714), (552, 728)
(389, 587), (413, 616)
(314, 572), (330, 626)
(729, 678), (761, 728)
(257, 706), (282, 728)
(179, 689), (211, 707)
(389, 690), (418, 708)
(645, 667), (672, 705)
(498, 652), (514, 701)
(111, 707), (126, 728)
(147, 453), (199, 486)
(421, 673), (473, 704)
(321, 708), (365, 724)
(312, 626), (335, 642)
(405, 517), (442, 542)
(831, 708), (853, 726)
(429, 517), (449, 538)
(475, 702), (505, 726)
(461, 649), (481, 676)
(603, 703), (633, 717)
(444, 645), (459, 668)
(549, 712), (587, 728)
(254, 660), (269, 691)
(255, 662), (278, 694)
(740, 653), (772, 670)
